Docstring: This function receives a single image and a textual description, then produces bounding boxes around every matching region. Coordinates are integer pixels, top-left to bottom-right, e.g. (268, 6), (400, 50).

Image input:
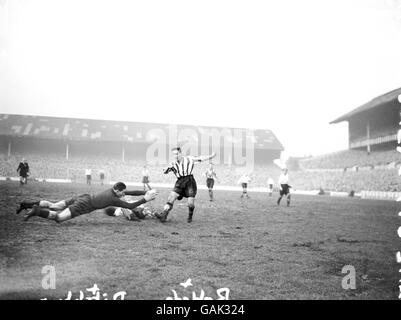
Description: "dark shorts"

(142, 176), (149, 184)
(280, 184), (291, 196)
(132, 207), (146, 219)
(268, 184), (273, 189)
(241, 183), (248, 189)
(206, 178), (215, 189)
(173, 175), (197, 198)
(100, 173), (105, 180)
(65, 194), (94, 218)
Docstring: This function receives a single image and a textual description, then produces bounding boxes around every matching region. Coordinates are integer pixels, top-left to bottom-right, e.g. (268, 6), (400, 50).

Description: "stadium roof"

(0, 114), (284, 150)
(330, 87), (401, 124)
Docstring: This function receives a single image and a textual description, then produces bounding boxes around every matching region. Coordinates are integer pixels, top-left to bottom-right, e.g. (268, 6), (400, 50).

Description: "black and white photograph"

(0, 0), (401, 307)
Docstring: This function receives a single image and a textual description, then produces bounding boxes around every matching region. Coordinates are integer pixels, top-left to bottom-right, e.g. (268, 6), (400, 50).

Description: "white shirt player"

(278, 172), (289, 185)
(205, 168), (217, 180)
(267, 177), (274, 186)
(238, 175), (251, 184)
(142, 168), (149, 178)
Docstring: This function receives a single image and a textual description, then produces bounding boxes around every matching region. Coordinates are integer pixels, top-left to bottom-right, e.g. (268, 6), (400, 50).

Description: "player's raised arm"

(191, 152), (216, 163)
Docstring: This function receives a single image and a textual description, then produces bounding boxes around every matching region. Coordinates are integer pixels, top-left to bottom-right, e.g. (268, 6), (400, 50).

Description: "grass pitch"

(0, 181), (399, 299)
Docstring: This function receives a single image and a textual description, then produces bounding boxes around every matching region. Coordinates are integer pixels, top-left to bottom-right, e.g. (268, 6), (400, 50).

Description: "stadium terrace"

(330, 87), (401, 152)
(0, 114), (283, 165)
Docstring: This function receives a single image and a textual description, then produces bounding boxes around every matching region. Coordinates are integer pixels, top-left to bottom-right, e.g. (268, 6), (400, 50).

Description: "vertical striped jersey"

(165, 156), (201, 179)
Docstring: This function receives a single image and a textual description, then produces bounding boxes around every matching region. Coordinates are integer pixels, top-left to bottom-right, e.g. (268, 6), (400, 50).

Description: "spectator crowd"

(0, 149), (399, 193)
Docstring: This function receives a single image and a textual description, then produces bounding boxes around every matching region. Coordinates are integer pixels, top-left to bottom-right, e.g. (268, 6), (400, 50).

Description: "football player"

(103, 204), (157, 221)
(16, 182), (158, 223)
(267, 177), (274, 197)
(277, 168), (291, 206)
(17, 158), (29, 185)
(155, 147), (216, 223)
(141, 165), (152, 191)
(204, 163), (219, 201)
(238, 173), (252, 198)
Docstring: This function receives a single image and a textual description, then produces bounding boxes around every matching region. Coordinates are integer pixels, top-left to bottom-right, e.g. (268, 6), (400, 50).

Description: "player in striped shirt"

(155, 147), (216, 223)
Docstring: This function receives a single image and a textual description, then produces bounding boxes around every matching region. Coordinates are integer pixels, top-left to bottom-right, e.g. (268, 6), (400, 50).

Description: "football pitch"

(0, 181), (399, 300)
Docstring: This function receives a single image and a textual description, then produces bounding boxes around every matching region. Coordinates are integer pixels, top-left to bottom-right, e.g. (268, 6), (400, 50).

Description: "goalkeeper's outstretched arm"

(124, 190), (146, 196)
(111, 190), (158, 209)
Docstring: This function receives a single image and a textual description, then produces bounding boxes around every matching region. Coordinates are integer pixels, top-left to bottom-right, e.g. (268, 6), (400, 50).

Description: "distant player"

(141, 165), (152, 191)
(85, 168), (92, 185)
(99, 170), (105, 185)
(16, 182), (158, 223)
(17, 158), (29, 185)
(205, 163), (219, 201)
(277, 168), (291, 206)
(267, 177), (274, 197)
(238, 173), (251, 198)
(155, 147), (216, 223)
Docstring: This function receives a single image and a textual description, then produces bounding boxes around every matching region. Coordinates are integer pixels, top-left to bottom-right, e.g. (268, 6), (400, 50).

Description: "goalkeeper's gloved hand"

(144, 189), (158, 202)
